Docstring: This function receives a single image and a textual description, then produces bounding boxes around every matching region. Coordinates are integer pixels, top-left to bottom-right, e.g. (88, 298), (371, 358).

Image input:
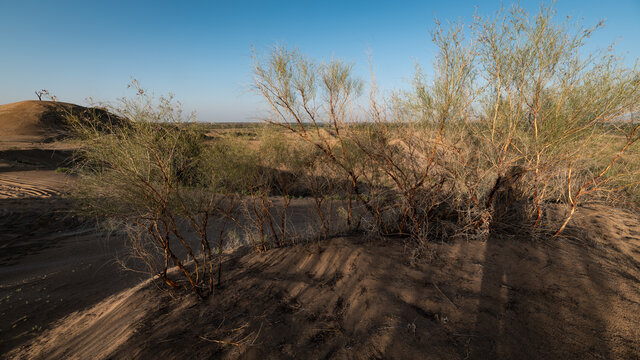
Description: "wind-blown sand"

(0, 171), (66, 199)
(6, 206), (640, 359)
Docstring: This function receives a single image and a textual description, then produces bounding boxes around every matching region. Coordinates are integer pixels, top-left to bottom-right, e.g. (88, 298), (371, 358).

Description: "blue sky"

(1, 0), (639, 122)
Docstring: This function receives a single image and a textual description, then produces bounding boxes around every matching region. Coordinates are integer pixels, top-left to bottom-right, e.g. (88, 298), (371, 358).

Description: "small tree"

(35, 89), (57, 101)
(68, 82), (237, 298)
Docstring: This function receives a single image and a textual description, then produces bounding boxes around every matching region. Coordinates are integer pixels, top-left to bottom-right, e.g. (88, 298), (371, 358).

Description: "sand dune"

(6, 205), (640, 359)
(0, 100), (121, 142)
(0, 101), (70, 140)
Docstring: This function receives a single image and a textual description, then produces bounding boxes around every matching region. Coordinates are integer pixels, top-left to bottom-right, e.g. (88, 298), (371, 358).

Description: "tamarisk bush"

(253, 2), (640, 253)
(68, 82), (238, 298)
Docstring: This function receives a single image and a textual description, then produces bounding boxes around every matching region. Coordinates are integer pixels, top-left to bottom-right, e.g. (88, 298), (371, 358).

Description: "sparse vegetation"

(4, 2), (640, 359)
(66, 83), (241, 298)
(34, 89), (56, 102)
(64, 2), (640, 301)
(253, 2), (640, 257)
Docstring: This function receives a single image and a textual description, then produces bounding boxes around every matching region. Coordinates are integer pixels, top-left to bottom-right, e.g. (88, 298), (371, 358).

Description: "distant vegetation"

(34, 89), (56, 102)
(67, 3), (640, 297)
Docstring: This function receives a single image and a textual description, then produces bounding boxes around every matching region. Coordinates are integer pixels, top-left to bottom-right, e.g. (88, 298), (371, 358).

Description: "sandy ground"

(0, 196), (143, 355)
(0, 150), (143, 354)
(2, 102), (640, 359)
(6, 208), (640, 359)
(0, 116), (145, 355)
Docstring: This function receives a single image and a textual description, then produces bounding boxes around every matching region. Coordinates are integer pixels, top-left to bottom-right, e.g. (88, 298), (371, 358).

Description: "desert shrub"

(208, 135), (262, 194)
(252, 47), (463, 250)
(253, 47), (380, 238)
(253, 2), (640, 254)
(445, 3), (640, 235)
(68, 82), (239, 298)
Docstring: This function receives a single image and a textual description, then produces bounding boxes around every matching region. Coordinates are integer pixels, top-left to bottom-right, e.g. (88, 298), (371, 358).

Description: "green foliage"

(254, 2), (640, 248)
(69, 2), (640, 285)
(208, 135), (261, 194)
(67, 81), (241, 298)
(55, 167), (73, 174)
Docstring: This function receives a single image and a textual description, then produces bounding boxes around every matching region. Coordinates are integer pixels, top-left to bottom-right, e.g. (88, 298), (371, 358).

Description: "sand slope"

(7, 205), (640, 359)
(0, 100), (120, 142)
(0, 196), (143, 356)
(6, 280), (154, 360)
(0, 101), (70, 139)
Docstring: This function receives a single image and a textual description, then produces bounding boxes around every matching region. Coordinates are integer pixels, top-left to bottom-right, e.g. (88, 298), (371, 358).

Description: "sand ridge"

(6, 205), (640, 359)
(0, 101), (69, 139)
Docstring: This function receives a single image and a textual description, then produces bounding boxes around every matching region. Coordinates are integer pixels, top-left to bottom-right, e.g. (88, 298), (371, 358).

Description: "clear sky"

(1, 0), (639, 122)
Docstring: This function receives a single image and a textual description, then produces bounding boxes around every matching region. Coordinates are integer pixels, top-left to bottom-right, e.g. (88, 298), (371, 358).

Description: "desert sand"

(0, 101), (145, 356)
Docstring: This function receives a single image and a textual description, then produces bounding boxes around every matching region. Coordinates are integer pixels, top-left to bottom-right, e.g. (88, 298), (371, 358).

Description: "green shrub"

(253, 2), (640, 250)
(67, 81), (237, 298)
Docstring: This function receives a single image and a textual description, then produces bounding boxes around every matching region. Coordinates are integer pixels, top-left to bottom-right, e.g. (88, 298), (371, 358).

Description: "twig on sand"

(432, 282), (458, 309)
(196, 335), (246, 347)
(197, 322), (262, 348)
(11, 315), (27, 326)
(250, 322), (263, 346)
